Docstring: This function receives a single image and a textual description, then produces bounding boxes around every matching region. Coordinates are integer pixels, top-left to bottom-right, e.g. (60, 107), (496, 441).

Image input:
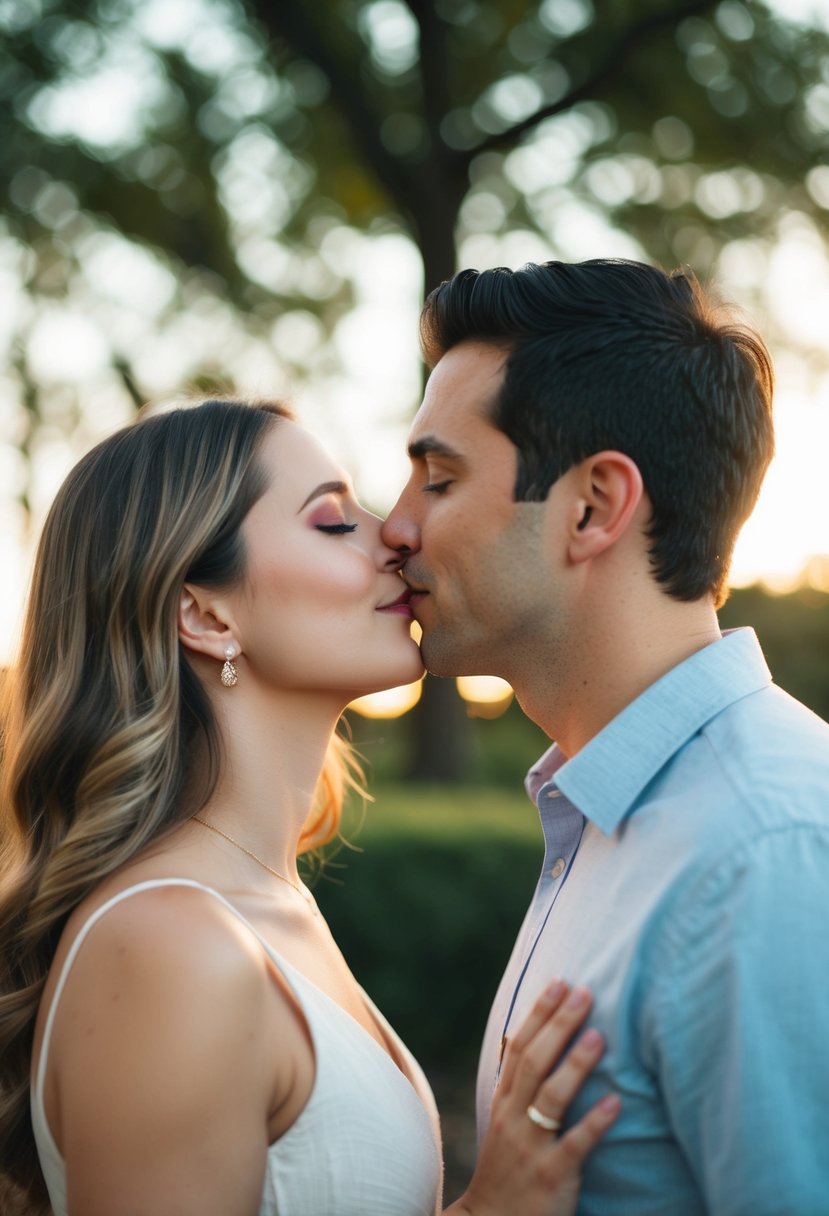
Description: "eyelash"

(316, 523), (358, 534)
(423, 480), (452, 494)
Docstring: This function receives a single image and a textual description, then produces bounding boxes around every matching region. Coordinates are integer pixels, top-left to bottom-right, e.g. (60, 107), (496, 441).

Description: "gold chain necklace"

(191, 816), (316, 910)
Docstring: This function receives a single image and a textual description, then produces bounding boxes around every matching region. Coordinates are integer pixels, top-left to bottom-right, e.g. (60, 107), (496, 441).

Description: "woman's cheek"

(317, 552), (377, 598)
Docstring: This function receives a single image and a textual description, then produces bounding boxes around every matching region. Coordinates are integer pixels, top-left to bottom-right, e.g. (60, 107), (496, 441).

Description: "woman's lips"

(376, 589), (415, 617)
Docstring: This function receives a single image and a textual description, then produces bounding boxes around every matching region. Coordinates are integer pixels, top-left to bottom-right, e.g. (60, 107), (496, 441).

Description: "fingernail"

(581, 1027), (603, 1051)
(598, 1094), (621, 1119)
(566, 986), (590, 1010)
(543, 978), (566, 1002)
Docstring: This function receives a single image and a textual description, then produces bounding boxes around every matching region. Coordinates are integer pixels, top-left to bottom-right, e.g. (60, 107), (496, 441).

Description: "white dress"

(31, 879), (443, 1216)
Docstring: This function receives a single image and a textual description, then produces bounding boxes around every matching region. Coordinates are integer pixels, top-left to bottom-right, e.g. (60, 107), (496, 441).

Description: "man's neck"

(515, 599), (722, 758)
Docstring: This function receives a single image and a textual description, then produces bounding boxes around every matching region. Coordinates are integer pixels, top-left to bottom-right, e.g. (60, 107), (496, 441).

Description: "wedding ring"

(526, 1103), (562, 1132)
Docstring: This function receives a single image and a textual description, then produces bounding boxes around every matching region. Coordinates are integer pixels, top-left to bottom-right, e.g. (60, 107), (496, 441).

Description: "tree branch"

(463, 0), (719, 162)
(247, 0), (423, 220)
(112, 355), (146, 411)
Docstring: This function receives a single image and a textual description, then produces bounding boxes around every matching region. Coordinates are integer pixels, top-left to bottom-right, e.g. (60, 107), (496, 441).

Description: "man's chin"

(420, 635), (468, 680)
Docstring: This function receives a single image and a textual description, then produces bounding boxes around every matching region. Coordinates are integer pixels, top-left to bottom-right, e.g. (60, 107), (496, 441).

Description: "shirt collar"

(525, 628), (772, 835)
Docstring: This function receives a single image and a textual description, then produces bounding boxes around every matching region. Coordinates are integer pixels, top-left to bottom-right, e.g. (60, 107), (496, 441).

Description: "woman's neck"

(197, 682), (345, 881)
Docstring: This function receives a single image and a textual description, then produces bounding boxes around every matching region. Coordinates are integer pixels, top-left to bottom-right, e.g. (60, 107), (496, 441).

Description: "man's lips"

(400, 577), (429, 612)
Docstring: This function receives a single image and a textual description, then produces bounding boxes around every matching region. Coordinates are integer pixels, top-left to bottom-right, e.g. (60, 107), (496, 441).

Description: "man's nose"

(381, 500), (421, 556)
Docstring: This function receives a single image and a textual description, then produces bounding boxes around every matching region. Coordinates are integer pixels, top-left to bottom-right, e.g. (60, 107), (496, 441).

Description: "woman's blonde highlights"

(0, 398), (359, 1204)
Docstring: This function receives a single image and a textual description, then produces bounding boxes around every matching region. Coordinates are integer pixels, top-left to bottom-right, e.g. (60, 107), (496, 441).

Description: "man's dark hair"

(420, 259), (774, 607)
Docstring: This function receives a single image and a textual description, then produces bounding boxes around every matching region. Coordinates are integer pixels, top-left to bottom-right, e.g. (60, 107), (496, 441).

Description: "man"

(382, 259), (829, 1214)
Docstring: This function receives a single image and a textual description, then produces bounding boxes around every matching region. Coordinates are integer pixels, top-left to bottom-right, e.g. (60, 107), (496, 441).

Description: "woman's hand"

(446, 981), (620, 1216)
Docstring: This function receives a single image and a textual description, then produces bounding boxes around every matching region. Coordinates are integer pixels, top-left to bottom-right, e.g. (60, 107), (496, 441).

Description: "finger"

(507, 987), (594, 1109)
(532, 1025), (607, 1124)
(553, 1094), (621, 1170)
(498, 979), (569, 1092)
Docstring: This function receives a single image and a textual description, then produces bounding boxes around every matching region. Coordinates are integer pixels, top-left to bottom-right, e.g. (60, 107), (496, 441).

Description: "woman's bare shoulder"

(54, 876), (261, 985)
(43, 881), (288, 1215)
(51, 878), (272, 1044)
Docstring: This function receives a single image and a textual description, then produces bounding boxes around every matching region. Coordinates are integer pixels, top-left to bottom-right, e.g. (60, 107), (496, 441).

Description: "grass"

(340, 780), (543, 846)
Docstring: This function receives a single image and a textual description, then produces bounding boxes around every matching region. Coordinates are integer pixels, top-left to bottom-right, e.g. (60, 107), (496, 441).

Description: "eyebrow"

(407, 436), (465, 463)
(298, 480), (349, 512)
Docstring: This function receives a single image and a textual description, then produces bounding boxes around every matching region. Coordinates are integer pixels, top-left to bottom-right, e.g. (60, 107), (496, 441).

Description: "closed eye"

(423, 480), (452, 494)
(316, 522), (358, 534)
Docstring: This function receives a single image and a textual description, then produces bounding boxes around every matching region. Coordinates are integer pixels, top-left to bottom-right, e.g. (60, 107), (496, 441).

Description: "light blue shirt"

(477, 629), (829, 1215)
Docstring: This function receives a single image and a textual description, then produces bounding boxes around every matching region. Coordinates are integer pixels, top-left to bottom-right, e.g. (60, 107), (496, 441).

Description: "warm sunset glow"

(349, 679), (423, 719)
(456, 675), (514, 718)
(349, 625), (424, 717)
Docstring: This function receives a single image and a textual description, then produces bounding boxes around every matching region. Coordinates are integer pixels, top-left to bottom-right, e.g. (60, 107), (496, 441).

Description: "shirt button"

(551, 857), (566, 879)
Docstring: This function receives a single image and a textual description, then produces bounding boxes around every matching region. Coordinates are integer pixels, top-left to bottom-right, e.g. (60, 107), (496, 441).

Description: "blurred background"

(2, 0), (829, 1202)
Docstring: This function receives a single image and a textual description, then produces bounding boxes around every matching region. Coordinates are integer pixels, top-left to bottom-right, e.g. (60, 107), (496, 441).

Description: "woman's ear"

(178, 585), (238, 661)
(566, 451), (645, 565)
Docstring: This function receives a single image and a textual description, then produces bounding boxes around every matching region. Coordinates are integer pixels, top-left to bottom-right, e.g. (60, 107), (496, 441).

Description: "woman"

(0, 399), (619, 1215)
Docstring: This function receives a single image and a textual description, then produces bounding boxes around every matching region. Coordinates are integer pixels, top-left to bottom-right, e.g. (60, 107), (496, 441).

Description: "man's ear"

(566, 451), (645, 565)
(178, 585), (238, 662)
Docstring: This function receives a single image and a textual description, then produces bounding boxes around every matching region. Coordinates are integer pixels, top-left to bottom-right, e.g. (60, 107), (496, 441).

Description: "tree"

(2, 0), (829, 776)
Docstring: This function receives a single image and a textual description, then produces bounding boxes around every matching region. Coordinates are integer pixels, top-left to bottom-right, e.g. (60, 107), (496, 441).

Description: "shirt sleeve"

(646, 822), (829, 1216)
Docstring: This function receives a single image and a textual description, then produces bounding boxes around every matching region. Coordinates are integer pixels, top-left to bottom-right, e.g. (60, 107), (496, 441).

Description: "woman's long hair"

(0, 398), (359, 1203)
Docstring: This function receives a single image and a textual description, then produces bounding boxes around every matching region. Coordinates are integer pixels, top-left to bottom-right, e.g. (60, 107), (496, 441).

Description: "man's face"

(382, 341), (566, 679)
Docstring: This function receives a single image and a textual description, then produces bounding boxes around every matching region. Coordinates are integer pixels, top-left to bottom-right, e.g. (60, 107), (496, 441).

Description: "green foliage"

(720, 583), (829, 721)
(313, 782), (542, 1073)
(5, 0), (829, 355)
(348, 694), (549, 787)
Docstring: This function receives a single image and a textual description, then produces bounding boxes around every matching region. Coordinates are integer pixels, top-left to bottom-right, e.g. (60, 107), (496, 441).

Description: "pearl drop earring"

(220, 644), (239, 687)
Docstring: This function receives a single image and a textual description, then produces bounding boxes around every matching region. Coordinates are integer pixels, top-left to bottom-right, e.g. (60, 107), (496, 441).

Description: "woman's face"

(228, 421), (424, 699)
